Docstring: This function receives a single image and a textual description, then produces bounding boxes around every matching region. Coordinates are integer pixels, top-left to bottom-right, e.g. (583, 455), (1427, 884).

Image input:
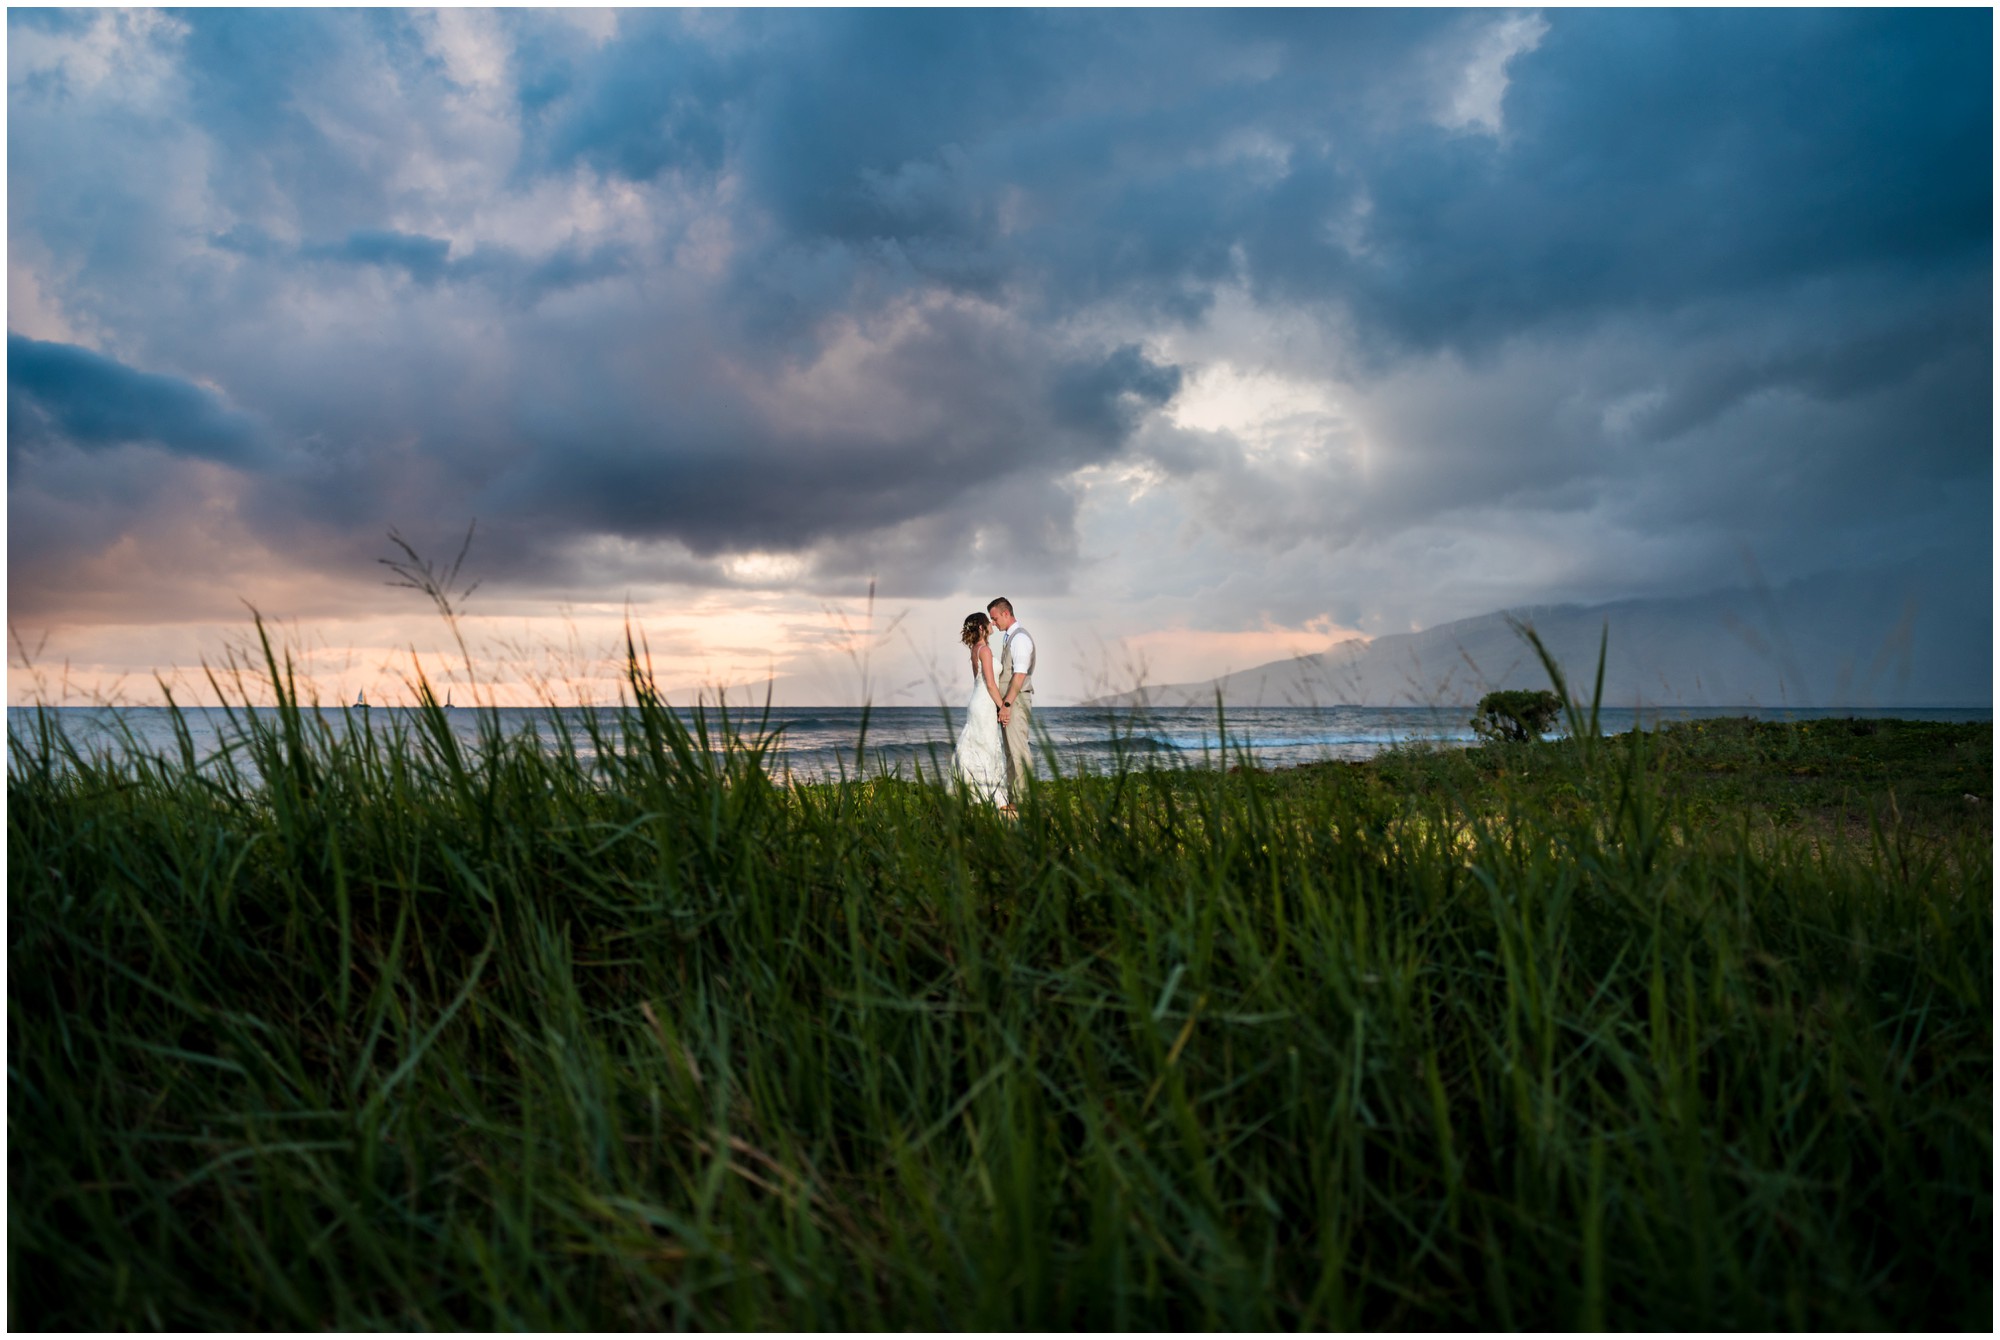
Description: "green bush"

(1470, 688), (1564, 743)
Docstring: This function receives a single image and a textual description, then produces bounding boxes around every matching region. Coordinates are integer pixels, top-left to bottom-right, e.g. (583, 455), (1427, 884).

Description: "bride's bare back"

(971, 640), (1004, 708)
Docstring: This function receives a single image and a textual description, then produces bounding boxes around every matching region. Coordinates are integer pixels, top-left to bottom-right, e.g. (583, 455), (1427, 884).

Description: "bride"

(951, 611), (1012, 812)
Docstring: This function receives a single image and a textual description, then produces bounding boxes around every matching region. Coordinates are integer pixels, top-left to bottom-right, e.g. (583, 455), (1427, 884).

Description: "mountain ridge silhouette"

(1086, 552), (1991, 710)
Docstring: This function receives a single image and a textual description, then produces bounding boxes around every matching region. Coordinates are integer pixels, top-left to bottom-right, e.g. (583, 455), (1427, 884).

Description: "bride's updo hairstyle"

(959, 612), (992, 648)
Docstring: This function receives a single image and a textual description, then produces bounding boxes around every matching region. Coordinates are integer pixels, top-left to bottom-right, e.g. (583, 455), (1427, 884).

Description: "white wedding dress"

(953, 644), (1009, 806)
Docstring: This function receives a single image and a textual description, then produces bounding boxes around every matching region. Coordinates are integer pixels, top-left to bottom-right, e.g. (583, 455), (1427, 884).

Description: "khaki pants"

(1001, 692), (1034, 798)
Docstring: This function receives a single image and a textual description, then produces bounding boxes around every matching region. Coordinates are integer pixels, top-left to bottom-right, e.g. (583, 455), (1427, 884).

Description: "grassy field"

(9, 644), (1991, 1329)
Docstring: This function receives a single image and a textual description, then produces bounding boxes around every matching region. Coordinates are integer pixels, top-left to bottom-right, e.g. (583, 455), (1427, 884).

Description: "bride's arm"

(977, 644), (1004, 707)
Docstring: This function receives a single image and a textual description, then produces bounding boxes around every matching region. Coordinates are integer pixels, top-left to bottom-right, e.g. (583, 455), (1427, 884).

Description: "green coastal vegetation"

(9, 632), (1991, 1329)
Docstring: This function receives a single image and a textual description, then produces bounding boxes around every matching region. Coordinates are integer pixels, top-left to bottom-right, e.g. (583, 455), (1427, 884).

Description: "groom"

(987, 597), (1035, 798)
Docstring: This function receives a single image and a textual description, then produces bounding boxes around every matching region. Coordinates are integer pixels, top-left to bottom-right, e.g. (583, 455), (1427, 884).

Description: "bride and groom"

(952, 596), (1035, 814)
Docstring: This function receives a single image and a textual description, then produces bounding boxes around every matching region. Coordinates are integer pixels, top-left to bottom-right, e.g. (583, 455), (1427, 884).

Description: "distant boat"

(446, 692), (455, 709)
(355, 689), (367, 708)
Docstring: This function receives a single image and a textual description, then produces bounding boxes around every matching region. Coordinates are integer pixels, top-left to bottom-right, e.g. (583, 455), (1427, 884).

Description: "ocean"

(10, 702), (1990, 784)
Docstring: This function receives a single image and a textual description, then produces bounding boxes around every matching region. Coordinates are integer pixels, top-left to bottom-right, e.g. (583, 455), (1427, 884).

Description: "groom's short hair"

(986, 597), (1013, 616)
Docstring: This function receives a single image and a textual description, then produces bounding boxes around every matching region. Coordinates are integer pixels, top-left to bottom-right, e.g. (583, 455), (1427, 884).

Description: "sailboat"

(354, 688), (367, 709)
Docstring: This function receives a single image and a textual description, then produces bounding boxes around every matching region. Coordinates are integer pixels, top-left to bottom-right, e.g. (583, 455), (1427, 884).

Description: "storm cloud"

(7, 7), (1990, 647)
(10, 333), (269, 466)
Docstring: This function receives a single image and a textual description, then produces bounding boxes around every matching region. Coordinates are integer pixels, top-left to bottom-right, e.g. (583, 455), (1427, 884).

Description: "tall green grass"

(10, 629), (1990, 1328)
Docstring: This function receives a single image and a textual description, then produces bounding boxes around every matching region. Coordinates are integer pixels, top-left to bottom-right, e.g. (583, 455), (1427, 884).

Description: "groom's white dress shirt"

(1003, 626), (1035, 682)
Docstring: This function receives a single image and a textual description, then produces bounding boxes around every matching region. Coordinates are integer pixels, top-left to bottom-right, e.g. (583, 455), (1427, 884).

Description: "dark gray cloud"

(9, 333), (268, 466)
(219, 223), (636, 304)
(1302, 9), (1991, 358)
(307, 229), (454, 283)
(7, 7), (1989, 638)
(520, 10), (742, 186)
(465, 310), (1182, 594)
